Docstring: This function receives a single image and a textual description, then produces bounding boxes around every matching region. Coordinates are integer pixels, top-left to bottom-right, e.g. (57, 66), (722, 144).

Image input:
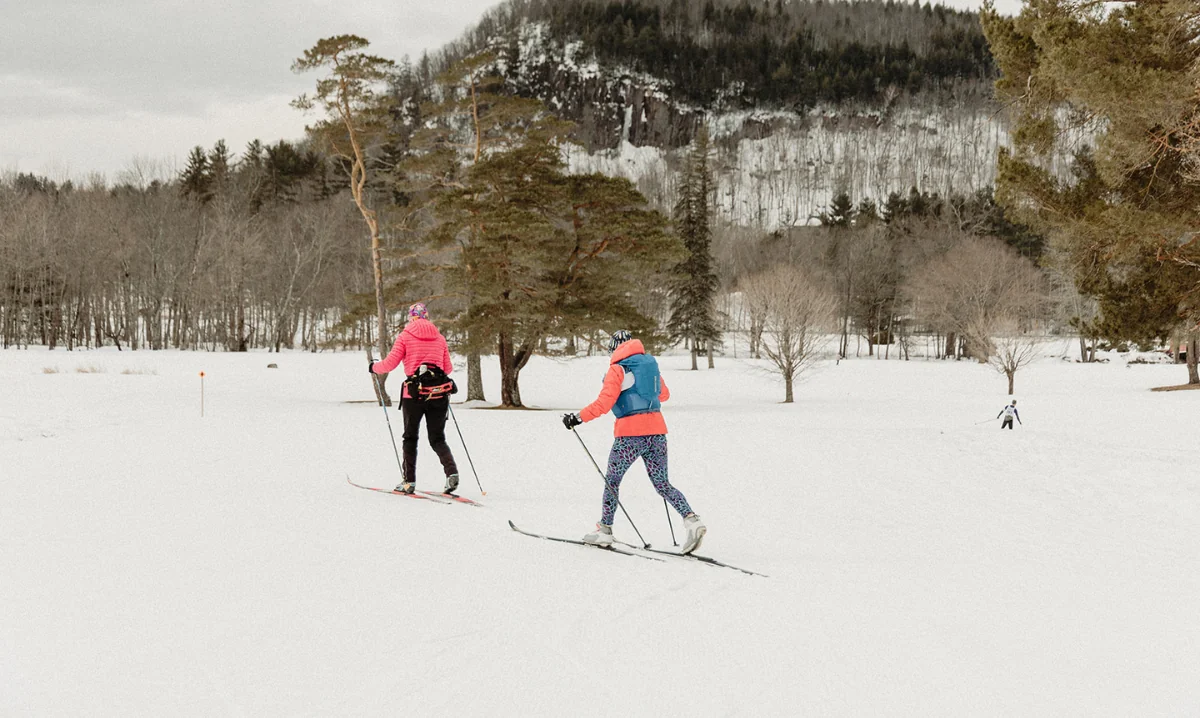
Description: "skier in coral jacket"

(369, 302), (459, 494)
(562, 330), (707, 554)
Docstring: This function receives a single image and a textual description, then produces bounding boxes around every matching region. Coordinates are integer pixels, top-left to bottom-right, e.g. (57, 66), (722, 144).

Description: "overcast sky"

(0, 0), (1022, 183)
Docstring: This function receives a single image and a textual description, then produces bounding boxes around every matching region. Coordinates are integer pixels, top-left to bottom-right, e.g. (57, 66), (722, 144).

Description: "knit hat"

(407, 302), (428, 321)
(609, 329), (632, 352)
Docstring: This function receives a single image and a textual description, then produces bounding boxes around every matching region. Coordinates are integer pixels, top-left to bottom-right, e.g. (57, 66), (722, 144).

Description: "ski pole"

(369, 353), (405, 481)
(448, 403), (486, 495)
(663, 497), (678, 546)
(570, 427), (650, 549)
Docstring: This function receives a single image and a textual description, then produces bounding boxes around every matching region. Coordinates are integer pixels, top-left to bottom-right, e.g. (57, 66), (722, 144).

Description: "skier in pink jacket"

(369, 302), (459, 494)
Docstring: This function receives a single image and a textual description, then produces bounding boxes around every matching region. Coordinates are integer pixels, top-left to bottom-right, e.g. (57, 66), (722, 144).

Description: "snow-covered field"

(2, 346), (1197, 716)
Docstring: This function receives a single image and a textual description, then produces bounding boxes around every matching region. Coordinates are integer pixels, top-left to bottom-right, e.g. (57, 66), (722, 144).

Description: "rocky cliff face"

(498, 22), (1013, 230)
(504, 24), (702, 152)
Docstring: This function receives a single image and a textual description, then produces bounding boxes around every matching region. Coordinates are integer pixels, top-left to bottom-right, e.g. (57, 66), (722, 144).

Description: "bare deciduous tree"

(987, 318), (1040, 395)
(741, 265), (838, 403)
(905, 237), (1046, 362)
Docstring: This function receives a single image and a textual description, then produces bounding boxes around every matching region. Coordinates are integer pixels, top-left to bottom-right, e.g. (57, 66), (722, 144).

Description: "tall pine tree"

(179, 146), (211, 202)
(293, 35), (398, 401)
(983, 0), (1200, 384)
(432, 114), (680, 406)
(668, 125), (721, 370)
(393, 51), (549, 402)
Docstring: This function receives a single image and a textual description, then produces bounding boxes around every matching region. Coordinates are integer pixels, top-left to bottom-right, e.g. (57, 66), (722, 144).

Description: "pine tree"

(207, 140), (232, 196)
(395, 51), (550, 402)
(818, 190), (858, 358)
(433, 115), (680, 407)
(818, 191), (856, 228)
(242, 139), (264, 170)
(983, 0), (1200, 384)
(668, 125), (721, 370)
(179, 146), (211, 202)
(293, 35), (398, 402)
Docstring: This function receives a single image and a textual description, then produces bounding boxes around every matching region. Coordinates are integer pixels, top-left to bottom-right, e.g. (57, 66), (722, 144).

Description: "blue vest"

(612, 354), (661, 418)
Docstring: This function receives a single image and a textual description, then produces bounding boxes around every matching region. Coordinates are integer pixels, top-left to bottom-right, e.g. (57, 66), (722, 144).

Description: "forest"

(0, 144), (366, 352)
(531, 0), (995, 107)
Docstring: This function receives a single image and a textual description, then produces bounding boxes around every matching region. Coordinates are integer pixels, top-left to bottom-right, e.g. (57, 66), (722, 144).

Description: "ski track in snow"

(1, 346), (1198, 716)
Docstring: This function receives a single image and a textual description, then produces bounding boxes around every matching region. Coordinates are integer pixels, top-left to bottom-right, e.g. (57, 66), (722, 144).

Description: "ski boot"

(680, 514), (706, 554)
(582, 523), (613, 547)
(395, 482), (415, 495)
(444, 474), (459, 494)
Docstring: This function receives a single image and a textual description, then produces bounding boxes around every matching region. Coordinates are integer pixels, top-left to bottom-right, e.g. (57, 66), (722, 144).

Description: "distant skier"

(369, 302), (459, 494)
(561, 330), (707, 554)
(997, 399), (1022, 430)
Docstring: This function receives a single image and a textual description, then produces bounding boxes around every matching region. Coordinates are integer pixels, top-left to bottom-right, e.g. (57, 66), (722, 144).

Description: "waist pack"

(404, 364), (456, 402)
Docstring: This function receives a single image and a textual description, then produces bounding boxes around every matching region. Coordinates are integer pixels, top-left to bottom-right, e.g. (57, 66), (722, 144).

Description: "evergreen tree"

(818, 190), (858, 358)
(242, 139), (264, 171)
(395, 51), (550, 402)
(207, 140), (232, 196)
(293, 35), (399, 401)
(179, 146), (211, 202)
(818, 190), (856, 228)
(983, 0), (1200, 383)
(434, 115), (680, 406)
(668, 125), (721, 370)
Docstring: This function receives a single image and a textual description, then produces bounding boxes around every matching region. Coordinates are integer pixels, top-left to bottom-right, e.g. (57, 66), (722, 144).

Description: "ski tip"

(507, 519), (518, 530)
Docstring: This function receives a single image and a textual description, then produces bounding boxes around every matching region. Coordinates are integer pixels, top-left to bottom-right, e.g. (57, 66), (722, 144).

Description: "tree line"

(505, 0), (995, 109)
(0, 149), (366, 353)
(7, 0), (1199, 406)
(706, 186), (1063, 398)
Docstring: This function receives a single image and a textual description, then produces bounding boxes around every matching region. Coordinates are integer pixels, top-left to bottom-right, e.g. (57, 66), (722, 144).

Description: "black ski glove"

(368, 357), (376, 374)
(450, 378), (459, 394)
(562, 413), (583, 430)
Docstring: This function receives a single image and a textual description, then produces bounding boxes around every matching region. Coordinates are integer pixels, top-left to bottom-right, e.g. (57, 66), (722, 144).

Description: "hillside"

(411, 0), (1011, 228)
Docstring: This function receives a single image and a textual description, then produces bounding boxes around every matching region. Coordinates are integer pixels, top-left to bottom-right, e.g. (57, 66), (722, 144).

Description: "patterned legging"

(600, 435), (694, 526)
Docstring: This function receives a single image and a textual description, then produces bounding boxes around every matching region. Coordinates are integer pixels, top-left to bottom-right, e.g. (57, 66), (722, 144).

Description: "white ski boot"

(582, 523), (614, 547)
(680, 514), (706, 554)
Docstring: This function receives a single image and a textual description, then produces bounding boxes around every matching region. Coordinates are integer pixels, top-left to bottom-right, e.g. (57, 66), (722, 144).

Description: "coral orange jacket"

(579, 339), (670, 437)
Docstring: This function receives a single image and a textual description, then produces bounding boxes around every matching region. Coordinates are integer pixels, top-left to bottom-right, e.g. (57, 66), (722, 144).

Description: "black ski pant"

(401, 396), (458, 484)
(1001, 417), (1014, 430)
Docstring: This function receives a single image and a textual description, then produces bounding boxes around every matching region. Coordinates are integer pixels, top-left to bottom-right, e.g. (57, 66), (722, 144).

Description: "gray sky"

(1, 0), (1022, 182)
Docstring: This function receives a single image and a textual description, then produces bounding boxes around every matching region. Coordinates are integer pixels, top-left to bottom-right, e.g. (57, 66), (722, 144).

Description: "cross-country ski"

(508, 520), (663, 561)
(346, 475), (456, 503)
(417, 490), (483, 506)
(613, 541), (767, 577)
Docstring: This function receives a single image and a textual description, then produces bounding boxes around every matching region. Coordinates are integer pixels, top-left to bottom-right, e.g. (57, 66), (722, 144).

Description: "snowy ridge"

(492, 21), (1019, 228)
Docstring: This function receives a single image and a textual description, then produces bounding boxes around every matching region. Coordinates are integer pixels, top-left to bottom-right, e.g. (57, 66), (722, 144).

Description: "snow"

(3, 344), (1198, 715)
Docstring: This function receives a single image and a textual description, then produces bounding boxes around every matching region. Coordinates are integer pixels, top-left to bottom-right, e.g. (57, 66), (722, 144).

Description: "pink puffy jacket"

(370, 318), (453, 398)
